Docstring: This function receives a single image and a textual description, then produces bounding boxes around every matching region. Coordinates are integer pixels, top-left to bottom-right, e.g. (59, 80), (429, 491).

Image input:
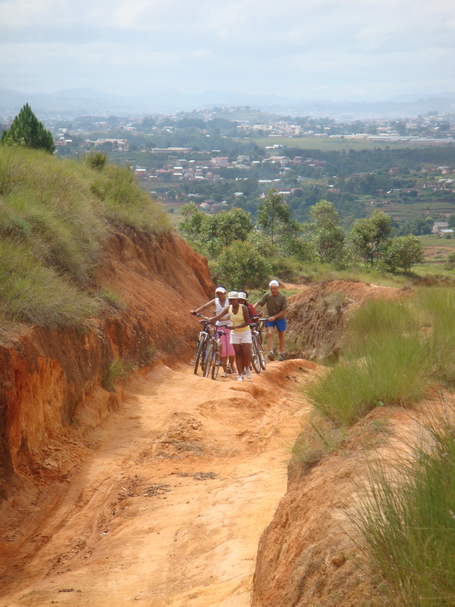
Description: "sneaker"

(245, 369), (252, 379)
(268, 351), (275, 361)
(278, 352), (285, 361)
(238, 374), (244, 382)
(221, 372), (228, 378)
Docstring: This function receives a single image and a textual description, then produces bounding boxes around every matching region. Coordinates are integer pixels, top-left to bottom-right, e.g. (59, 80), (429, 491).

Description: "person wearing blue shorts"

(254, 280), (287, 361)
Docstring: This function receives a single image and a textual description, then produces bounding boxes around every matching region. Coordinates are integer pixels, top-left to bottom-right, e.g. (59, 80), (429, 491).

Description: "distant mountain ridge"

(1, 86), (455, 120)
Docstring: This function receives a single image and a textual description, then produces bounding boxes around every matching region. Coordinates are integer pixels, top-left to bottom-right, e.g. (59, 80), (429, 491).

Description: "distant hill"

(0, 87), (455, 120)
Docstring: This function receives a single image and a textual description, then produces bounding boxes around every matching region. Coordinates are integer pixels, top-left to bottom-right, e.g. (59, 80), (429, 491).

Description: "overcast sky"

(1, 0), (455, 101)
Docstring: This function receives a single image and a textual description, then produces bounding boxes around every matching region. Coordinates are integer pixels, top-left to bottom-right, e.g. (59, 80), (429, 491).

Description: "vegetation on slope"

(305, 290), (455, 426)
(355, 406), (455, 607)
(0, 147), (171, 327)
(300, 287), (455, 605)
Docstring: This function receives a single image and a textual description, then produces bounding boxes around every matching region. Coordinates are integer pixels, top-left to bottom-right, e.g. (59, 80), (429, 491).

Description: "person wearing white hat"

(190, 285), (236, 376)
(254, 280), (287, 361)
(210, 291), (252, 381)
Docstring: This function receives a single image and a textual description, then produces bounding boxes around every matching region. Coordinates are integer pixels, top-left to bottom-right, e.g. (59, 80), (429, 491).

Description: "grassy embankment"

(300, 289), (455, 605)
(0, 148), (171, 332)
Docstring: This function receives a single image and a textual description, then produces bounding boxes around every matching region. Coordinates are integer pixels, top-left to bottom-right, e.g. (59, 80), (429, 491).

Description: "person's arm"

(268, 297), (287, 322)
(209, 305), (230, 323)
(269, 309), (286, 321)
(190, 299), (215, 315)
(253, 294), (267, 309)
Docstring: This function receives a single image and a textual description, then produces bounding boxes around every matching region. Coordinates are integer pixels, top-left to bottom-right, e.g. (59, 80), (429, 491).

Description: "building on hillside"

(94, 138), (128, 151)
(432, 221), (449, 234)
(211, 156), (229, 168)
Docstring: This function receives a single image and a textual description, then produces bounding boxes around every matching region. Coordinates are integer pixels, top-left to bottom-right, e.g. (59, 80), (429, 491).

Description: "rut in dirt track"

(0, 359), (315, 607)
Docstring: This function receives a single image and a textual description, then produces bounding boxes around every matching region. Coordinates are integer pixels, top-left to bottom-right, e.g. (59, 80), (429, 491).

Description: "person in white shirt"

(190, 285), (236, 377)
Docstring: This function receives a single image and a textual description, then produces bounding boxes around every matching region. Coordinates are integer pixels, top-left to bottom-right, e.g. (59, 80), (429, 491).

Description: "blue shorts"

(266, 318), (287, 332)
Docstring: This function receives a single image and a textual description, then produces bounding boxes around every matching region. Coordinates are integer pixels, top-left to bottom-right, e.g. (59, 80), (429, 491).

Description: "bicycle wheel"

(258, 343), (267, 370)
(258, 326), (267, 369)
(211, 348), (221, 380)
(194, 336), (205, 375)
(203, 343), (214, 378)
(251, 338), (261, 374)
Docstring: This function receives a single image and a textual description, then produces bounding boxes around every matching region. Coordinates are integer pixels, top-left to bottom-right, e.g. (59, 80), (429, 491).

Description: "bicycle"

(250, 318), (267, 373)
(202, 322), (226, 380)
(191, 313), (212, 376)
(256, 317), (267, 370)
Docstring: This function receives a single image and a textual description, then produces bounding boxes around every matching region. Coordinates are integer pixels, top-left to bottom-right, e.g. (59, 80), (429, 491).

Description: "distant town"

(3, 106), (455, 236)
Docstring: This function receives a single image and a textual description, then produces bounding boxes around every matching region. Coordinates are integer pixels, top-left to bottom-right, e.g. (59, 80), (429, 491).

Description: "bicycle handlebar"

(191, 312), (226, 334)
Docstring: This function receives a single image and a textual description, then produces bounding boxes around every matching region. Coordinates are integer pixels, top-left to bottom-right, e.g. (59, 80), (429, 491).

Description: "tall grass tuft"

(305, 298), (430, 426)
(0, 147), (171, 326)
(0, 240), (99, 325)
(412, 287), (455, 386)
(90, 163), (171, 231)
(354, 408), (455, 606)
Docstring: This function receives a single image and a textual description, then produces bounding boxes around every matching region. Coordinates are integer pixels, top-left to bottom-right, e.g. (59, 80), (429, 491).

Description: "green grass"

(102, 358), (133, 392)
(418, 235), (455, 248)
(304, 293), (455, 427)
(355, 407), (455, 606)
(0, 146), (171, 327)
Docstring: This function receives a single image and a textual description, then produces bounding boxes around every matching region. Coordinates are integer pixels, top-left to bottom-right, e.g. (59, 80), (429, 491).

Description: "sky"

(1, 0), (455, 102)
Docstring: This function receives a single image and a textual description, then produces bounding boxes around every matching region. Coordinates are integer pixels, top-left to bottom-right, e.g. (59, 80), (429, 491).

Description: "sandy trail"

(0, 360), (313, 607)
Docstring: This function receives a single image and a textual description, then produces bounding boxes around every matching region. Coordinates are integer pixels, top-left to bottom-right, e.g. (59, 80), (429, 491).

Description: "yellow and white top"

(229, 304), (251, 334)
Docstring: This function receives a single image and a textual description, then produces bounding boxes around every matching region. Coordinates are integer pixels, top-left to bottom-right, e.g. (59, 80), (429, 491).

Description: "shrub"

(85, 151), (108, 171)
(217, 240), (272, 289)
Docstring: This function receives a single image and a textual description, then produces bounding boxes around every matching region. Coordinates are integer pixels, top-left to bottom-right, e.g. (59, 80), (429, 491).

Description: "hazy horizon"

(2, 0), (455, 104)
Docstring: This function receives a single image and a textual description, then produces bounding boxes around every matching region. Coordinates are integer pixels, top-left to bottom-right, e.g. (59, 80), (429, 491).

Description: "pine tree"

(1, 103), (55, 153)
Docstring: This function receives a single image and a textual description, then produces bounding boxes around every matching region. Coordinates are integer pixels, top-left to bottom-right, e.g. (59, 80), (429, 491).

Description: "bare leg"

(242, 343), (252, 371)
(267, 327), (274, 353)
(233, 344), (244, 376)
(228, 355), (237, 373)
(278, 331), (285, 353)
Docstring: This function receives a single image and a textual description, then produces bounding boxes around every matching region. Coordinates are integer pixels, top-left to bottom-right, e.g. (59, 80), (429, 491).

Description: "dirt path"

(0, 359), (314, 607)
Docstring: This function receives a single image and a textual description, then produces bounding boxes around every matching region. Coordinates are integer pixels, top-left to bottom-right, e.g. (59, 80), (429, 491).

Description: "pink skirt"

(218, 326), (235, 357)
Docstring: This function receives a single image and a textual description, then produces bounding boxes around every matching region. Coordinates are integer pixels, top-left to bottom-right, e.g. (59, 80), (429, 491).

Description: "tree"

(179, 202), (207, 240)
(308, 200), (345, 263)
(211, 208), (253, 249)
(257, 189), (299, 246)
(385, 235), (424, 272)
(1, 103), (55, 153)
(349, 210), (392, 266)
(216, 241), (272, 289)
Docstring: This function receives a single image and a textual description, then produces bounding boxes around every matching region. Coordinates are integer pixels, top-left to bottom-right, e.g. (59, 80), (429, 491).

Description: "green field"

(383, 201), (455, 221)
(246, 137), (420, 152)
(418, 235), (455, 248)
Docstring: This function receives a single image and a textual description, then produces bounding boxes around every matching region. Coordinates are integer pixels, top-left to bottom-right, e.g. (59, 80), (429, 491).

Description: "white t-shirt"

(215, 297), (231, 327)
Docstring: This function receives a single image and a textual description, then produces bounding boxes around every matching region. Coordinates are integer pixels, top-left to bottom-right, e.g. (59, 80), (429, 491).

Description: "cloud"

(0, 0), (454, 100)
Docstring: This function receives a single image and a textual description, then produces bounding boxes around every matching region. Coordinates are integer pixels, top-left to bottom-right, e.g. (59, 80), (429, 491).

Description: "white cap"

(269, 280), (279, 287)
(238, 291), (247, 300)
(227, 291), (239, 298)
(215, 286), (227, 293)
